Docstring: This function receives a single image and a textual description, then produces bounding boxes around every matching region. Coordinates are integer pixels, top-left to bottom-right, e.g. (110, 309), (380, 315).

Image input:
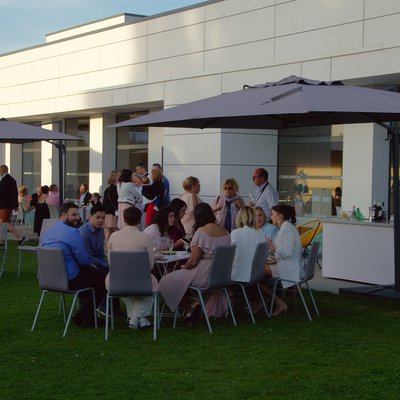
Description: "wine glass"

(167, 237), (174, 252)
(249, 193), (254, 204)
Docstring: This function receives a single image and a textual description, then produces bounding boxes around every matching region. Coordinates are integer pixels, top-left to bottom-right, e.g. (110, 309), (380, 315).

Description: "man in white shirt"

(249, 168), (279, 220)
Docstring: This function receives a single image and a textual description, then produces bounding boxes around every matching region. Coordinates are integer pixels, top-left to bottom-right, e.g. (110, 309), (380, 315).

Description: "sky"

(0, 0), (202, 54)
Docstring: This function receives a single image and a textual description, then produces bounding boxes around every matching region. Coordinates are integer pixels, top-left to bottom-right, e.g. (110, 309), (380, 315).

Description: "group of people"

(0, 162), (304, 330)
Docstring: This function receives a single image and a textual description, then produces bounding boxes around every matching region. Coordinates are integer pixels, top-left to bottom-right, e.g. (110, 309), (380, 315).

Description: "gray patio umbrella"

(0, 118), (81, 204)
(111, 76), (400, 296)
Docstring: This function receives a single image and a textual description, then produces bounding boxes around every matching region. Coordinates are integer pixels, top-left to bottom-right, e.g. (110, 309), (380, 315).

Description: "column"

(41, 121), (61, 186)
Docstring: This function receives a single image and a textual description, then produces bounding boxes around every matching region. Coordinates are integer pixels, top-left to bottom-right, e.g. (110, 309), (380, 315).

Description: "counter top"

(323, 218), (393, 228)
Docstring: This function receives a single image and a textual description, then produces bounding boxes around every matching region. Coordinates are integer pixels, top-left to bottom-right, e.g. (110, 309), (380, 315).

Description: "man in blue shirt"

(41, 202), (107, 327)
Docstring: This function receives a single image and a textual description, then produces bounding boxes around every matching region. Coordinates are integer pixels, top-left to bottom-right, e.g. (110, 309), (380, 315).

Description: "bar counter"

(322, 219), (394, 285)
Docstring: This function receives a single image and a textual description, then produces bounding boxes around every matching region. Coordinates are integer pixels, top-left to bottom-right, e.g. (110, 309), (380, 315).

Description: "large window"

(278, 125), (343, 217)
(22, 141), (41, 193)
(116, 112), (148, 171)
(65, 117), (90, 200)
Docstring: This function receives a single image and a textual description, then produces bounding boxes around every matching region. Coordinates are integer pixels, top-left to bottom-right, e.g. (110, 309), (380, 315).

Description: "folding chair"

(17, 218), (58, 277)
(231, 242), (271, 323)
(31, 247), (97, 337)
(270, 241), (321, 321)
(105, 251), (158, 341)
(0, 223), (8, 278)
(174, 245), (237, 334)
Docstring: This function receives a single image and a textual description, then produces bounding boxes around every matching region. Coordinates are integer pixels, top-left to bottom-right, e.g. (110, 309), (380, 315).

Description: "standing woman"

(212, 178), (245, 233)
(142, 168), (165, 227)
(180, 176), (202, 237)
(103, 173), (119, 245)
(117, 169), (142, 230)
(261, 204), (303, 316)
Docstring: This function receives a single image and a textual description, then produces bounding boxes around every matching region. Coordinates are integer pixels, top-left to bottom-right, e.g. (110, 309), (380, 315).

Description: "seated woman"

(158, 203), (230, 325)
(212, 178), (245, 233)
(230, 206), (265, 283)
(169, 198), (187, 251)
(260, 204), (303, 316)
(18, 185), (35, 225)
(255, 206), (279, 246)
(107, 206), (157, 329)
(143, 206), (175, 251)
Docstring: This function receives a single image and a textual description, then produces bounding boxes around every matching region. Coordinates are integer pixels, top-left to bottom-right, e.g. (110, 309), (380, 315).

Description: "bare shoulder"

(201, 223), (228, 237)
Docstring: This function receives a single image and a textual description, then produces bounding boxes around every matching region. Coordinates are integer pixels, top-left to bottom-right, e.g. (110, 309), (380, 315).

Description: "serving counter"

(322, 219), (394, 285)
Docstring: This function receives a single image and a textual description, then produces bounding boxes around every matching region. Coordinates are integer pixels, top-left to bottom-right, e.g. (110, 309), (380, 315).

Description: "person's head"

(193, 203), (215, 231)
(119, 169), (133, 183)
(235, 206), (256, 228)
(152, 163), (162, 171)
(334, 186), (342, 197)
(151, 168), (163, 183)
(131, 173), (142, 187)
(252, 168), (268, 187)
(49, 184), (59, 193)
(41, 185), (49, 195)
(60, 203), (80, 227)
(270, 204), (296, 226)
(89, 204), (106, 230)
(142, 176), (150, 184)
(182, 176), (200, 194)
(35, 185), (42, 196)
(170, 198), (187, 220)
(123, 206), (142, 226)
(91, 192), (101, 204)
(18, 185), (28, 196)
(80, 183), (89, 194)
(135, 163), (147, 176)
(153, 206), (175, 235)
(254, 206), (267, 229)
(223, 178), (239, 197)
(0, 165), (8, 175)
(107, 174), (117, 186)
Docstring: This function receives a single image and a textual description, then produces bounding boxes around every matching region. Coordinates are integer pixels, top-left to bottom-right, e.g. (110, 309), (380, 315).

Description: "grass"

(1, 241), (400, 399)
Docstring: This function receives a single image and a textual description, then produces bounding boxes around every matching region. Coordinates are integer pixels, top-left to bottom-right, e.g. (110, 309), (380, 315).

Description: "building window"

(116, 112), (148, 171)
(278, 125), (343, 217)
(65, 117), (90, 200)
(22, 141), (41, 193)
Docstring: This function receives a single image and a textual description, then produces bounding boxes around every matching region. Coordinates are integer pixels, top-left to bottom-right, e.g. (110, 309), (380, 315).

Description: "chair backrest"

(249, 242), (269, 284)
(0, 223), (7, 242)
(36, 247), (70, 292)
(48, 204), (59, 219)
(38, 219), (58, 245)
(297, 219), (322, 248)
(205, 245), (236, 290)
(304, 241), (320, 281)
(109, 251), (153, 297)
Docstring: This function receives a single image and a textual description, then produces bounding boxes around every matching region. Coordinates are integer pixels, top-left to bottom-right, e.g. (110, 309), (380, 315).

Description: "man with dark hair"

(79, 183), (91, 206)
(41, 202), (107, 327)
(249, 167), (279, 220)
(0, 165), (25, 245)
(135, 163), (149, 178)
(152, 163), (170, 205)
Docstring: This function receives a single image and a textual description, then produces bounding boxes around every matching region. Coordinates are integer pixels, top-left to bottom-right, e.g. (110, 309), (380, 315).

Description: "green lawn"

(1, 241), (399, 400)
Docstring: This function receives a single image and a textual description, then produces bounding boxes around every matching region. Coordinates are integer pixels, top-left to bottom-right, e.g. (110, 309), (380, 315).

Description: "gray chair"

(17, 218), (58, 277)
(270, 241), (320, 321)
(174, 245), (237, 334)
(0, 223), (8, 278)
(105, 251), (158, 341)
(231, 242), (271, 323)
(31, 247), (98, 337)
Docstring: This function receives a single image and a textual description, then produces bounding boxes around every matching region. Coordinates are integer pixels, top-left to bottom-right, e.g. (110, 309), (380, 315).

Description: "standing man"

(249, 167), (279, 220)
(0, 165), (25, 245)
(152, 163), (170, 205)
(135, 163), (149, 179)
(78, 183), (91, 206)
(41, 203), (107, 327)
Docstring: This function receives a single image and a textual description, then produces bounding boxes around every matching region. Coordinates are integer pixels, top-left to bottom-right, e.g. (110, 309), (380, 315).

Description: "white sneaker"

(139, 317), (151, 329)
(128, 316), (139, 330)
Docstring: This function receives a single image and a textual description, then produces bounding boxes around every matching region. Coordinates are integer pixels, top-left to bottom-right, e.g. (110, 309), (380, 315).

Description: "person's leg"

(7, 222), (22, 240)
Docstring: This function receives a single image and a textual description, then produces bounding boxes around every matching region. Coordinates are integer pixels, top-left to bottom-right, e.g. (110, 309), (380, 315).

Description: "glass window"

(278, 125), (343, 217)
(65, 117), (90, 200)
(22, 141), (41, 194)
(116, 112), (148, 171)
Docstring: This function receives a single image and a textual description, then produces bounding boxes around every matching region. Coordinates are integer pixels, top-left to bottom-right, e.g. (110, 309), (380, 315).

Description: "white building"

(1, 0), (399, 216)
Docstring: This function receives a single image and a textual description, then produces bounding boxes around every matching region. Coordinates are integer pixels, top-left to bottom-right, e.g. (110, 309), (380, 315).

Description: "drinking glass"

(167, 238), (174, 252)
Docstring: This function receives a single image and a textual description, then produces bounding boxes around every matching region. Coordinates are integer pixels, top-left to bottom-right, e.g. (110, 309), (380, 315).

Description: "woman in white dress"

(180, 176), (202, 237)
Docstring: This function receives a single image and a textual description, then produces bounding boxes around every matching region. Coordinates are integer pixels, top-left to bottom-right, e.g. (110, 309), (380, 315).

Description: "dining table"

(154, 250), (191, 276)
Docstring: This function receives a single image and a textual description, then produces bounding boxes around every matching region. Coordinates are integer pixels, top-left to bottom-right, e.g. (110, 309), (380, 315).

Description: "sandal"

(183, 302), (201, 326)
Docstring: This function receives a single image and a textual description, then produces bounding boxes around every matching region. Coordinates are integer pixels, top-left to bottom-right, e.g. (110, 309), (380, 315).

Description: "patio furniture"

(0, 223), (8, 278)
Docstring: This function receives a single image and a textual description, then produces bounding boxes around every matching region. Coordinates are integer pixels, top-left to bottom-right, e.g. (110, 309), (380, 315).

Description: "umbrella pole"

(57, 140), (65, 206)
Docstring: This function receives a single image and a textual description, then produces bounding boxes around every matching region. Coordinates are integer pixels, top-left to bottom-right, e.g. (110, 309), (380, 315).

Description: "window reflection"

(22, 141), (41, 194)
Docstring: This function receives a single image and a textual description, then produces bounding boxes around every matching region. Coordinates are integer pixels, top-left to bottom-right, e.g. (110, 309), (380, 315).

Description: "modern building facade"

(1, 0), (399, 216)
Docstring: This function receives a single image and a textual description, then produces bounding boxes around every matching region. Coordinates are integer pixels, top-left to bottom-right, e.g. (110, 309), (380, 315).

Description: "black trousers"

(69, 267), (108, 321)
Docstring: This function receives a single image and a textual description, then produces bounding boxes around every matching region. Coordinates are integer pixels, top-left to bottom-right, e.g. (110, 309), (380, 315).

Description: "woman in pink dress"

(158, 203), (230, 324)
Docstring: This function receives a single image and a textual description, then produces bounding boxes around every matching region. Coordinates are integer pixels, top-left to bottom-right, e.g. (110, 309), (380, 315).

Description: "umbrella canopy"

(111, 76), (400, 130)
(0, 118), (79, 143)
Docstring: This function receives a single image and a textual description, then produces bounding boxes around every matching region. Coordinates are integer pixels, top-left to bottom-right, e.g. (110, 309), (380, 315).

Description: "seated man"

(41, 202), (107, 327)
(107, 206), (157, 330)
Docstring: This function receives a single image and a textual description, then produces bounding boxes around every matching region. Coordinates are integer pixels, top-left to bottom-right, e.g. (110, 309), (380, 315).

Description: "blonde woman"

(212, 178), (245, 232)
(18, 185), (35, 225)
(180, 176), (202, 236)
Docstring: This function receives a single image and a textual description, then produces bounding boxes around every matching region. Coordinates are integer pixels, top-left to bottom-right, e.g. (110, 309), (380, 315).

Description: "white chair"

(105, 251), (158, 341)
(47, 204), (59, 220)
(0, 223), (8, 278)
(17, 218), (58, 277)
(173, 245), (237, 334)
(31, 247), (98, 337)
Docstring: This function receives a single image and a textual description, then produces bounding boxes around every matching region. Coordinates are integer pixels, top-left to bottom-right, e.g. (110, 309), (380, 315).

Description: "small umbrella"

(110, 76), (400, 294)
(0, 118), (81, 203)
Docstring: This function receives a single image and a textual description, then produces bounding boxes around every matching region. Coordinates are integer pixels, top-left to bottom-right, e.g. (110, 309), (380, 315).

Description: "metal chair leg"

(306, 282), (320, 316)
(296, 284), (312, 321)
(105, 293), (110, 341)
(256, 283), (271, 318)
(153, 292), (157, 340)
(31, 290), (47, 331)
(239, 284), (255, 324)
(224, 288), (237, 327)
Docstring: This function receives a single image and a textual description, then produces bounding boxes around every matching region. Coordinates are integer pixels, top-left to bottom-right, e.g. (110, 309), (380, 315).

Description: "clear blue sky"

(0, 0), (202, 54)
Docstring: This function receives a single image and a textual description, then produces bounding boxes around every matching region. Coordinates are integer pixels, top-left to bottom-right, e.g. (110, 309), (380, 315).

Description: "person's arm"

(236, 196), (245, 209)
(274, 228), (297, 259)
(69, 230), (93, 267)
(182, 245), (203, 269)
